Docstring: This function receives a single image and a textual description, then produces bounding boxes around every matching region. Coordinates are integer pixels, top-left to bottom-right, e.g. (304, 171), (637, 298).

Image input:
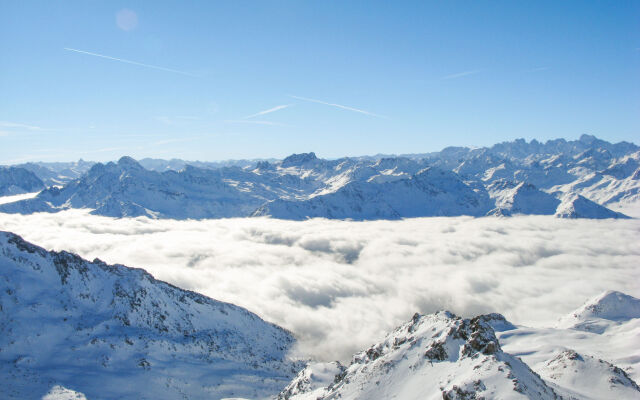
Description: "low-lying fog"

(1, 209), (638, 361)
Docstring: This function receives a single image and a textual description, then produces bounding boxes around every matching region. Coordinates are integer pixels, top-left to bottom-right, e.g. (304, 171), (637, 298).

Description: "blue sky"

(1, 1), (638, 163)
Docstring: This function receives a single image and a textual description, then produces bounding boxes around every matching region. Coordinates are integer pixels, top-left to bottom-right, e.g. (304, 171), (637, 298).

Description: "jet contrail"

(440, 70), (480, 80)
(63, 47), (198, 77)
(288, 95), (386, 118)
(244, 104), (290, 119)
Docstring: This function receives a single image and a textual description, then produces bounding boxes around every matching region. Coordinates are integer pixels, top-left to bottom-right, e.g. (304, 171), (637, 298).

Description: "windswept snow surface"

(0, 210), (638, 363)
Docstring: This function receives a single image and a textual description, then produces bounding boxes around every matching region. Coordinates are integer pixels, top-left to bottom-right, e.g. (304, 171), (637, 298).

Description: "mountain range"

(1, 135), (637, 220)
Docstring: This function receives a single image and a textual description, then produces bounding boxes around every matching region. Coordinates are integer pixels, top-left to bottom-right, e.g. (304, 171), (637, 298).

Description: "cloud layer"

(0, 210), (638, 361)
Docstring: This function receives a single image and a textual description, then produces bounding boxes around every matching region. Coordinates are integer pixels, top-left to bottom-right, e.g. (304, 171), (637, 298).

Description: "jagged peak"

(281, 310), (557, 400)
(281, 152), (318, 167)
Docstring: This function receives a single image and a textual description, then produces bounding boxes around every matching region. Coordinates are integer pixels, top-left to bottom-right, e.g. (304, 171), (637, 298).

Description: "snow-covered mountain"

(280, 291), (640, 400)
(0, 166), (45, 196)
(495, 291), (640, 399)
(10, 160), (95, 186)
(0, 231), (302, 399)
(1, 135), (637, 220)
(254, 167), (493, 220)
(279, 311), (559, 399)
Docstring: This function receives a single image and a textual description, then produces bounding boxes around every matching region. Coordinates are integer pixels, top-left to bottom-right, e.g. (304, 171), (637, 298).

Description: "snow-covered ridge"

(0, 166), (45, 196)
(280, 311), (559, 399)
(281, 292), (640, 400)
(1, 135), (637, 219)
(0, 231), (302, 399)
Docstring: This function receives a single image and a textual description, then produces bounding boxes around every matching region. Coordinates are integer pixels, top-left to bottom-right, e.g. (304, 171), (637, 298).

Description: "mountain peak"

(280, 311), (557, 399)
(557, 290), (640, 332)
(569, 290), (640, 322)
(281, 152), (318, 167)
(555, 193), (629, 219)
(579, 134), (598, 144)
(117, 156), (143, 169)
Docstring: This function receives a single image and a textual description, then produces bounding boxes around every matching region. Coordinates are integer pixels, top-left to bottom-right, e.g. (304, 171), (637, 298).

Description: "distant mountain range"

(1, 134), (637, 219)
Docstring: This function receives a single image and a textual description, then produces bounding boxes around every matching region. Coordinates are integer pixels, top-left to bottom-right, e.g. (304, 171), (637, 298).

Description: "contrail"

(244, 104), (290, 119)
(288, 95), (386, 118)
(63, 47), (198, 77)
(440, 70), (480, 80)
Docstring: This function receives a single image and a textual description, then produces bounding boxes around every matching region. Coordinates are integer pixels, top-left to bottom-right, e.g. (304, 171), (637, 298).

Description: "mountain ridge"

(1, 135), (637, 219)
(0, 230), (302, 399)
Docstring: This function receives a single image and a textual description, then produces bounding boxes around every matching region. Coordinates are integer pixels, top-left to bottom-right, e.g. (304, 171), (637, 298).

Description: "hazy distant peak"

(282, 152), (318, 167)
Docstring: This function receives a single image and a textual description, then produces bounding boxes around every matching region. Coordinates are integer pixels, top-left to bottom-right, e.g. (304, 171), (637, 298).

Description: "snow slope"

(496, 291), (640, 398)
(0, 231), (302, 399)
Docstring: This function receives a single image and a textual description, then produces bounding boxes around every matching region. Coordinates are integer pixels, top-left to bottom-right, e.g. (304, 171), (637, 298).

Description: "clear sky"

(1, 1), (638, 163)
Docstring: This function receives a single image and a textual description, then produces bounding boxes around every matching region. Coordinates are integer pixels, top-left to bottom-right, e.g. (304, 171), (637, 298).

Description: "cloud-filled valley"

(1, 210), (638, 362)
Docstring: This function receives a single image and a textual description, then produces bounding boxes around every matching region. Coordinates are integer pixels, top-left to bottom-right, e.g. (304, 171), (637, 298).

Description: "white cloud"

(0, 210), (638, 362)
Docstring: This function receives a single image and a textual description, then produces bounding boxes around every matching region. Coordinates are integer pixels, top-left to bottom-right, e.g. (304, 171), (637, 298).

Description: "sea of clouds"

(0, 209), (638, 361)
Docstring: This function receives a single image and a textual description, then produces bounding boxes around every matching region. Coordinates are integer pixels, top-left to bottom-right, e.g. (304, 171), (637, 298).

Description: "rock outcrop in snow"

(0, 231), (302, 399)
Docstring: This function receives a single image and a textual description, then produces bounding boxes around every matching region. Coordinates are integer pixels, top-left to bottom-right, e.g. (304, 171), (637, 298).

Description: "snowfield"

(0, 209), (638, 363)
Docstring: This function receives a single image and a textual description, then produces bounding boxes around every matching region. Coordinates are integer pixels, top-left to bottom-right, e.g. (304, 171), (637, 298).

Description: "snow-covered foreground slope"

(0, 231), (301, 399)
(281, 293), (640, 400)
